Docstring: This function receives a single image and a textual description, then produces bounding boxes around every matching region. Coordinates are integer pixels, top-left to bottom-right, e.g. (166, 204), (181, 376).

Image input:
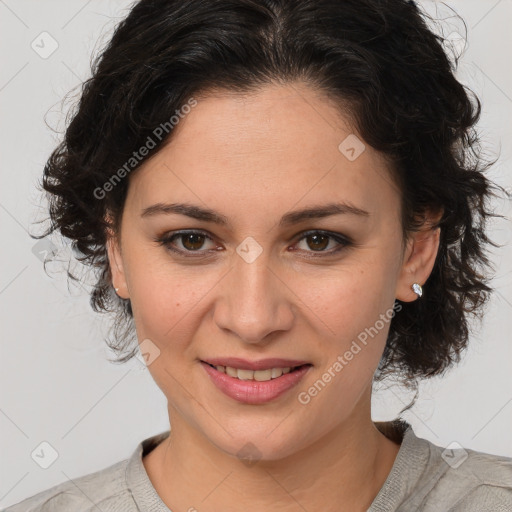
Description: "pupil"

(183, 234), (204, 250)
(308, 234), (328, 251)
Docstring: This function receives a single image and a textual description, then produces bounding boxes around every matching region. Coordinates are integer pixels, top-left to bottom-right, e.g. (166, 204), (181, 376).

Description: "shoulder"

(2, 458), (134, 512)
(416, 437), (512, 511)
(442, 448), (512, 511)
(373, 421), (512, 511)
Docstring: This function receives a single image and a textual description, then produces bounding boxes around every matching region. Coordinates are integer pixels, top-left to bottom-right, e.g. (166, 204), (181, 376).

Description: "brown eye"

(304, 233), (330, 251)
(294, 230), (350, 255)
(180, 233), (207, 251)
(156, 230), (217, 256)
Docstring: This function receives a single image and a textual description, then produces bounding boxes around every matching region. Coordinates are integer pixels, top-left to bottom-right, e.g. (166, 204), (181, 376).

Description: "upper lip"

(201, 357), (312, 371)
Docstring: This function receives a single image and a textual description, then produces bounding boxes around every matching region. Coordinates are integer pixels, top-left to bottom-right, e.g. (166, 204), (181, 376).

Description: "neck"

(143, 394), (401, 512)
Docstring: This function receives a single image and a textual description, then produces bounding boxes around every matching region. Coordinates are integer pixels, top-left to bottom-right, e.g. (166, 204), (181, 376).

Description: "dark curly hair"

(33, 0), (504, 404)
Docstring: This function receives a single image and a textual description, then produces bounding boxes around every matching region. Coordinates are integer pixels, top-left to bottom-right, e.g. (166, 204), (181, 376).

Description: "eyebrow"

(140, 201), (370, 227)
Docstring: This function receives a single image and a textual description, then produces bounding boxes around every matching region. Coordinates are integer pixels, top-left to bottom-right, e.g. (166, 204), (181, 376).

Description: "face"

(107, 82), (437, 461)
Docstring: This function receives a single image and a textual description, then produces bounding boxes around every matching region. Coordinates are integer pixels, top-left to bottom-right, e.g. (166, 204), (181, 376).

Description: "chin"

(208, 423), (310, 464)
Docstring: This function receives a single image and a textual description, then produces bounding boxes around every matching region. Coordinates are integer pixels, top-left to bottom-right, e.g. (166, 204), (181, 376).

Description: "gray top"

(3, 420), (512, 511)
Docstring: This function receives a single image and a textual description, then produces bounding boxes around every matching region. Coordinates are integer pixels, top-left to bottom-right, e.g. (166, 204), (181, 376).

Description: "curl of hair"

(33, 0), (503, 409)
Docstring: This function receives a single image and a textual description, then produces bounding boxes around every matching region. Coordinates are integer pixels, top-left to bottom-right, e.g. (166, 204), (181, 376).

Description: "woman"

(5, 0), (512, 510)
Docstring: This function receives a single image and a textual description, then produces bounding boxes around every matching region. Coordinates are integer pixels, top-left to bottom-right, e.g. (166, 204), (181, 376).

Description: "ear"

(105, 218), (130, 299)
(395, 209), (443, 302)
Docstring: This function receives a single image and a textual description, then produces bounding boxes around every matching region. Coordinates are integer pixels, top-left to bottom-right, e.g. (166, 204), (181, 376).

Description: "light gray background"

(1, 0), (511, 508)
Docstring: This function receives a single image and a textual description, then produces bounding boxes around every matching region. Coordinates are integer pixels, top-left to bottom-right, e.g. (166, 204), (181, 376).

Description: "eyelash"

(153, 229), (353, 259)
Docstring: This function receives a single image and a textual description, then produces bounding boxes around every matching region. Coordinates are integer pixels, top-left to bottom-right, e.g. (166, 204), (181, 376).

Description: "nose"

(213, 249), (295, 344)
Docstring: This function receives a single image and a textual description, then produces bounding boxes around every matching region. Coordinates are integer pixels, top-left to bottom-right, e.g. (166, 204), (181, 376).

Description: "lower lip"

(200, 362), (312, 404)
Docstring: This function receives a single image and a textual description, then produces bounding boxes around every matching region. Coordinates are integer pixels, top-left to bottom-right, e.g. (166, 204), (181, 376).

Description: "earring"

(412, 283), (423, 298)
(115, 287), (119, 293)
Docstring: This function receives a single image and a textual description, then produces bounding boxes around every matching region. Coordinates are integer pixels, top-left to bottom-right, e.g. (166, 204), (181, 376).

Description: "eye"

(292, 230), (351, 257)
(155, 230), (218, 256)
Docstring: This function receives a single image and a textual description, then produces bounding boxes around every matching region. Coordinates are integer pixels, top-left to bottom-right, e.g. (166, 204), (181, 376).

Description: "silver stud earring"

(412, 283), (423, 298)
(115, 287), (119, 293)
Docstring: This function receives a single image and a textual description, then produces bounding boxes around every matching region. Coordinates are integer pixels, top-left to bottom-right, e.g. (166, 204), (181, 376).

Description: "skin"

(107, 82), (441, 511)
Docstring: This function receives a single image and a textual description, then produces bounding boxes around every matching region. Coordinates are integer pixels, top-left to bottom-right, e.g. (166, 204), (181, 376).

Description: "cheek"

(125, 245), (222, 349)
(295, 260), (398, 389)
(125, 254), (217, 394)
(295, 261), (393, 335)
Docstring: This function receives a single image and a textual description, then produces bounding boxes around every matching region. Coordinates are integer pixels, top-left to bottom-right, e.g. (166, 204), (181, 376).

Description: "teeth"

(225, 366), (238, 378)
(237, 368), (255, 380)
(212, 365), (297, 381)
(271, 367), (283, 378)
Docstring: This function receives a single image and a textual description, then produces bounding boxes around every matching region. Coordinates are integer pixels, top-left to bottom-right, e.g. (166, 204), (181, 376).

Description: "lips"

(201, 360), (312, 404)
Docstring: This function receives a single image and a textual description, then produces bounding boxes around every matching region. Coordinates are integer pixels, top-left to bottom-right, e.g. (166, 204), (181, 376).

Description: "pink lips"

(200, 359), (312, 405)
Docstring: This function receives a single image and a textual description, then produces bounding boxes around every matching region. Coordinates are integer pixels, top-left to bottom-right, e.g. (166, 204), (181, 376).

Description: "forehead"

(125, 83), (400, 224)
